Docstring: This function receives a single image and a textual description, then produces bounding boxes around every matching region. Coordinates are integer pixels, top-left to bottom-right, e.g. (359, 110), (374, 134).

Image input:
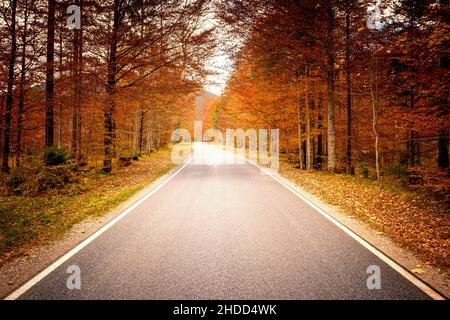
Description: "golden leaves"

(410, 268), (426, 275)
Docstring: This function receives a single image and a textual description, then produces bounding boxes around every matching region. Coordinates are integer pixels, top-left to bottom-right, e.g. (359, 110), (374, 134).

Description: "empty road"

(11, 144), (435, 299)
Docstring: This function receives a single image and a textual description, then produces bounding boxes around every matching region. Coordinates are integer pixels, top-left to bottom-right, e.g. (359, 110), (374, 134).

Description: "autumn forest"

(0, 0), (448, 176)
(0, 0), (449, 298)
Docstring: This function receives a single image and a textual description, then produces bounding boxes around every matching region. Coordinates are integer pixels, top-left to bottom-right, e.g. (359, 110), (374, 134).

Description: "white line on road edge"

(250, 163), (445, 300)
(5, 156), (194, 300)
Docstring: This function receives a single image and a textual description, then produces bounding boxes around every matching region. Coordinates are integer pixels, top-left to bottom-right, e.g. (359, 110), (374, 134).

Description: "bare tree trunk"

(371, 91), (380, 181)
(438, 126), (449, 168)
(438, 1), (449, 168)
(316, 95), (324, 170)
(407, 91), (419, 166)
(146, 115), (153, 154)
(285, 129), (290, 159)
(71, 0), (83, 165)
(438, 91), (449, 168)
(45, 0), (56, 148)
(0, 95), (4, 156)
(305, 71), (313, 171)
(16, 0), (29, 168)
(325, 1), (336, 172)
(371, 56), (380, 181)
(345, 1), (353, 174)
(103, 0), (119, 173)
(156, 131), (161, 149)
(297, 91), (305, 170)
(2, 0), (17, 173)
(57, 11), (63, 148)
(137, 107), (145, 155)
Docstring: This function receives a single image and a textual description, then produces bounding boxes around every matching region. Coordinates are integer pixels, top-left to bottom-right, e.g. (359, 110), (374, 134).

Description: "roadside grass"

(0, 148), (176, 266)
(279, 158), (449, 274)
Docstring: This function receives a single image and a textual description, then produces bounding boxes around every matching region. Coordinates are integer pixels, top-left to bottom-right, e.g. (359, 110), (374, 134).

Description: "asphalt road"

(16, 144), (431, 299)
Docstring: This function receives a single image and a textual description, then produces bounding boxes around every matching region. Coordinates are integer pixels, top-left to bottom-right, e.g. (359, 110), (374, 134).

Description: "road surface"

(14, 144), (433, 299)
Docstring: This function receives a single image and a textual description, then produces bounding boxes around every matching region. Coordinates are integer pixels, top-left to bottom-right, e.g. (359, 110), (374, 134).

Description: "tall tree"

(16, 0), (32, 167)
(1, 0), (17, 173)
(45, 0), (56, 148)
(437, 0), (449, 168)
(71, 0), (83, 164)
(345, 0), (352, 174)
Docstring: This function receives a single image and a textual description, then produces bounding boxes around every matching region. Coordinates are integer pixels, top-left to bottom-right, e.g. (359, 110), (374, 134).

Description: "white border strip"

(5, 156), (193, 300)
(252, 163), (445, 300)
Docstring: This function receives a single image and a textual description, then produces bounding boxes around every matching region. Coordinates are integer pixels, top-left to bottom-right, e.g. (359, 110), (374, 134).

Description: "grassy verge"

(279, 159), (449, 274)
(0, 148), (176, 266)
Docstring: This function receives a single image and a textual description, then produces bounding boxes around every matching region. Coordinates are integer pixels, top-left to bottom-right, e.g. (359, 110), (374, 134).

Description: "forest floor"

(0, 148), (176, 267)
(279, 158), (449, 275)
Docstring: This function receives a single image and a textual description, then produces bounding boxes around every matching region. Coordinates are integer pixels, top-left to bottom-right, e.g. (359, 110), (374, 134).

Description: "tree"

(71, 0), (83, 164)
(45, 0), (56, 148)
(1, 0), (17, 173)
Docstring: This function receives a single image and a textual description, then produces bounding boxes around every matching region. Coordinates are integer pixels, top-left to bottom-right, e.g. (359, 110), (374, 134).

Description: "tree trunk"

(71, 0), (83, 164)
(16, 1), (29, 168)
(2, 0), (17, 173)
(437, 93), (449, 167)
(146, 116), (153, 154)
(103, 0), (119, 173)
(371, 93), (380, 181)
(305, 71), (313, 171)
(285, 129), (290, 159)
(438, 130), (449, 168)
(345, 1), (353, 174)
(103, 88), (115, 173)
(0, 95), (4, 156)
(137, 107), (145, 155)
(316, 96), (323, 170)
(297, 91), (305, 170)
(371, 56), (380, 181)
(57, 11), (63, 148)
(325, 1), (336, 172)
(437, 1), (449, 168)
(45, 0), (56, 148)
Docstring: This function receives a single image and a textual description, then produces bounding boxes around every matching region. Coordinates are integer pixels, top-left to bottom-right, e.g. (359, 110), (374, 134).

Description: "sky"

(201, 9), (237, 97)
(204, 50), (233, 96)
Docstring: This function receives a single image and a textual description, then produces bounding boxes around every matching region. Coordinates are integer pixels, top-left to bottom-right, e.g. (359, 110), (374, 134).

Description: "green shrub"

(79, 159), (88, 167)
(44, 147), (68, 166)
(406, 167), (450, 197)
(356, 162), (369, 178)
(383, 164), (408, 177)
(118, 156), (132, 167)
(35, 166), (76, 194)
(127, 152), (140, 161)
(118, 152), (139, 167)
(7, 172), (27, 195)
(65, 160), (78, 172)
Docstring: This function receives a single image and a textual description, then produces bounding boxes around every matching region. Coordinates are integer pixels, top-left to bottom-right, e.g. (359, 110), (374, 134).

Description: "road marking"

(251, 162), (445, 300)
(5, 156), (193, 300)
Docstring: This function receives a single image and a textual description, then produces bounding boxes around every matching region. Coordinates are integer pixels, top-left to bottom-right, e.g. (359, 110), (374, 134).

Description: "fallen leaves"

(411, 268), (427, 275)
